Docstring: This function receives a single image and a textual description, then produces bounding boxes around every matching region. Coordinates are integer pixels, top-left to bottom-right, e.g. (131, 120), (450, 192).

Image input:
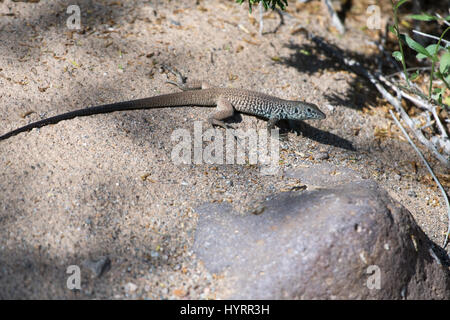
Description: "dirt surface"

(0, 0), (448, 299)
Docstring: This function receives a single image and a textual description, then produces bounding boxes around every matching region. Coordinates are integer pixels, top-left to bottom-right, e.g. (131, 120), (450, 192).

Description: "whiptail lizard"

(0, 68), (325, 141)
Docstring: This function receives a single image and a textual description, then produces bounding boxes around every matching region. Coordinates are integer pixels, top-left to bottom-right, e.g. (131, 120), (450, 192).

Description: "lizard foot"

(162, 64), (186, 85)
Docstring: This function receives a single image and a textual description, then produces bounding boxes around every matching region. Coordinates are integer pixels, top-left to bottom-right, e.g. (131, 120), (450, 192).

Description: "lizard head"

(287, 101), (326, 120)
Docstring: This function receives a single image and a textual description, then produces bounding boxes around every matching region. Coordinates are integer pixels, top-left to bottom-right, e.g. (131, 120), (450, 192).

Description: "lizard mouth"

(317, 110), (326, 119)
(311, 106), (326, 119)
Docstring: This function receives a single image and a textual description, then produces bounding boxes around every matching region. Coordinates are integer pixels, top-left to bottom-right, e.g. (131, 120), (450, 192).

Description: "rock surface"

(194, 180), (450, 299)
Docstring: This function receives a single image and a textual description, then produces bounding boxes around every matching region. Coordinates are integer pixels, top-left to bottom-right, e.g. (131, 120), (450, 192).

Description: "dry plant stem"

(435, 13), (450, 27)
(394, 80), (448, 111)
(322, 0), (345, 34)
(310, 35), (449, 166)
(259, 1), (264, 36)
(379, 75), (449, 139)
(310, 35), (450, 245)
(328, 33), (450, 154)
(386, 67), (431, 78)
(412, 30), (450, 47)
(389, 109), (450, 248)
(431, 107), (449, 139)
(376, 26), (389, 73)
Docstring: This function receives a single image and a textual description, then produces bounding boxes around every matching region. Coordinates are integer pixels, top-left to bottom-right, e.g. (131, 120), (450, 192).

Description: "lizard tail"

(0, 102), (139, 141)
(0, 92), (214, 141)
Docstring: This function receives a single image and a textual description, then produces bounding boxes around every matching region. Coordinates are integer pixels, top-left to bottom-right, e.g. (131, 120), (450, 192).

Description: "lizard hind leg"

(208, 96), (237, 130)
(163, 64), (212, 91)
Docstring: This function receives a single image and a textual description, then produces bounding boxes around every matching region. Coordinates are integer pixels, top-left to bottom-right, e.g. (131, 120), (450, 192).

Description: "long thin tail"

(0, 91), (214, 141)
(0, 102), (130, 141)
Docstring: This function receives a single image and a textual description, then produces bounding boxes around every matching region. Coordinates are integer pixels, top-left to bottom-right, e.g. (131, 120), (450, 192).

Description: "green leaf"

(388, 25), (398, 36)
(439, 52), (450, 74)
(407, 13), (436, 21)
(445, 74), (450, 85)
(432, 87), (443, 103)
(427, 44), (444, 54)
(300, 49), (310, 55)
(416, 52), (426, 60)
(395, 0), (409, 10)
(236, 0), (287, 12)
(416, 44), (444, 60)
(400, 34), (432, 58)
(410, 70), (420, 80)
(392, 51), (403, 62)
(444, 95), (450, 106)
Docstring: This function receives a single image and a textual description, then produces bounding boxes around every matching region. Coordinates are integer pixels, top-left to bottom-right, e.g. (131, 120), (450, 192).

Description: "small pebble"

(82, 256), (111, 278)
(125, 282), (137, 293)
(314, 152), (329, 160)
(407, 190), (417, 198)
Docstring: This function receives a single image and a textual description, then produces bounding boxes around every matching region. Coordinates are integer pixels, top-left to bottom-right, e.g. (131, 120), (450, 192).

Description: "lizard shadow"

(225, 113), (355, 151)
(278, 119), (356, 151)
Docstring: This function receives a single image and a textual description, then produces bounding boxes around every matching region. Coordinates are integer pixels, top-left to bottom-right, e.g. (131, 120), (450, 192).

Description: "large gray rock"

(194, 180), (450, 299)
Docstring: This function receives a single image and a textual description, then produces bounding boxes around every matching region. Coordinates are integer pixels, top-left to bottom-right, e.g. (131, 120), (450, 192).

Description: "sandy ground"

(0, 0), (448, 299)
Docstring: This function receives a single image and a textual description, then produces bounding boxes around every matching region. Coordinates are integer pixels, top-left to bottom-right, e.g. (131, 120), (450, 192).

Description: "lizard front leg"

(267, 117), (284, 139)
(267, 118), (279, 131)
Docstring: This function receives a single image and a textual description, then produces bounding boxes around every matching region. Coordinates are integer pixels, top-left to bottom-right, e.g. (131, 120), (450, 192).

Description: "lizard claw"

(165, 79), (180, 87)
(209, 118), (238, 131)
(161, 64), (186, 85)
(224, 123), (238, 130)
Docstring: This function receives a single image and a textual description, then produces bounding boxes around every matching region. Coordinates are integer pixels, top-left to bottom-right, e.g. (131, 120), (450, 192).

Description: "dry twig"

(310, 35), (449, 167)
(390, 109), (450, 247)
